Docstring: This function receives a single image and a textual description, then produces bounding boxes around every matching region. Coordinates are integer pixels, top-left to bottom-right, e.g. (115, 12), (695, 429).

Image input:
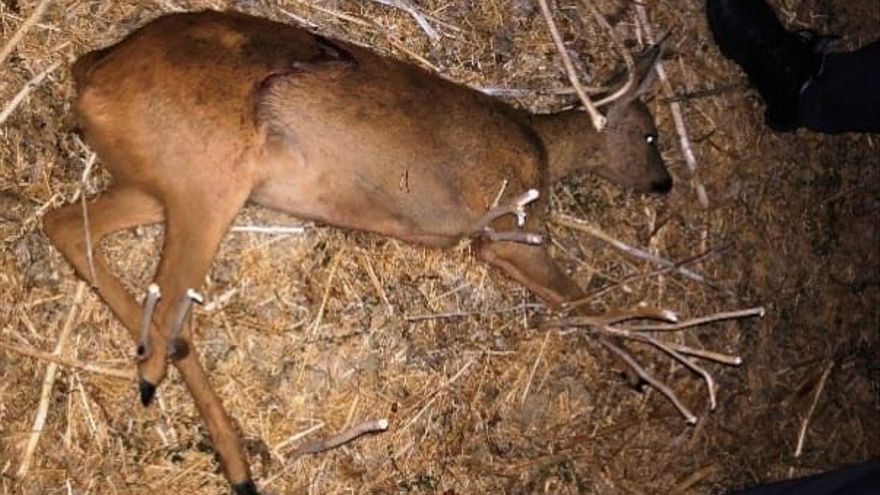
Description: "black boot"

(706, 0), (831, 131)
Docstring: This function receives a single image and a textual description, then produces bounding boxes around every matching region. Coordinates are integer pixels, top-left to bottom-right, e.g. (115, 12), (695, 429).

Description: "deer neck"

(530, 109), (606, 182)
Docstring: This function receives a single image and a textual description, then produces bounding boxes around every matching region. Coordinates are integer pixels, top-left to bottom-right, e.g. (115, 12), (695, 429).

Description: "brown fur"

(43, 10), (670, 491)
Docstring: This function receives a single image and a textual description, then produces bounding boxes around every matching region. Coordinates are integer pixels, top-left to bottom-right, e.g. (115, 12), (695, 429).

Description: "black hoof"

(138, 378), (157, 407)
(232, 479), (259, 495)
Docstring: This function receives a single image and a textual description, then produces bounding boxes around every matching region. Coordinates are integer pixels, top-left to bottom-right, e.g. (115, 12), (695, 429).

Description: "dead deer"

(43, 10), (670, 494)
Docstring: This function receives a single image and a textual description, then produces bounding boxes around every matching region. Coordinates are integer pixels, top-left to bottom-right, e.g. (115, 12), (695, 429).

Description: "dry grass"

(1, 0), (878, 494)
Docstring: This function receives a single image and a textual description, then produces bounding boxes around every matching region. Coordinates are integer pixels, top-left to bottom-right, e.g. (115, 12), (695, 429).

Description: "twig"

(0, 0), (55, 67)
(358, 251), (394, 316)
(229, 225), (306, 235)
(290, 0), (370, 27)
(273, 422), (325, 452)
(580, 0), (636, 107)
(477, 86), (580, 97)
(401, 357), (476, 432)
(624, 307), (765, 332)
(660, 82), (749, 104)
(634, 5), (708, 208)
(564, 244), (730, 310)
(545, 305), (764, 423)
(288, 418), (389, 461)
(667, 342), (742, 366)
(405, 303), (542, 322)
(17, 282), (86, 478)
(370, 0), (439, 39)
(279, 8), (319, 29)
(536, 0), (606, 130)
(601, 338), (697, 424)
(0, 341), (134, 380)
(521, 332), (551, 404)
(78, 151), (98, 287)
(672, 464), (719, 494)
(793, 361), (834, 459)
(308, 248), (345, 337)
(386, 35), (439, 72)
(552, 214), (726, 293)
(631, 333), (717, 410)
(0, 61), (60, 127)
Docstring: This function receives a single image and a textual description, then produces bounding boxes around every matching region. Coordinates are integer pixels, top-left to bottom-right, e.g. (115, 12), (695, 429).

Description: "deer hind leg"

(43, 185), (164, 341)
(476, 239), (642, 387)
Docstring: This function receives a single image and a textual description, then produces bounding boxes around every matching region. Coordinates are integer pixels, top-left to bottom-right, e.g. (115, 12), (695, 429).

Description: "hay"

(1, 1), (878, 494)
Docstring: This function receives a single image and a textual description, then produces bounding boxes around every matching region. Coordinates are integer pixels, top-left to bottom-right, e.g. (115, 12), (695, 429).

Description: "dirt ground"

(1, 1), (877, 494)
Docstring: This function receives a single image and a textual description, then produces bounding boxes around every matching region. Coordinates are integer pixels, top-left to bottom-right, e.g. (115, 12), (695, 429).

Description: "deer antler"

(536, 0), (607, 131)
(136, 283), (161, 361)
(469, 189), (544, 245)
(167, 289), (205, 360)
(544, 306), (764, 423)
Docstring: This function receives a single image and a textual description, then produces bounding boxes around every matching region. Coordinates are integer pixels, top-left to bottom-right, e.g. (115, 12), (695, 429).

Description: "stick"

(229, 225), (306, 235)
(78, 151), (98, 287)
(553, 214), (725, 292)
(288, 418), (389, 461)
(667, 342), (742, 366)
(546, 304), (762, 422)
(17, 282), (86, 478)
(563, 244), (730, 310)
(0, 0), (55, 67)
(405, 303), (543, 322)
(634, 5), (708, 208)
(401, 357), (476, 432)
(632, 333), (717, 410)
(0, 341), (134, 380)
(624, 307), (765, 332)
(793, 361), (834, 459)
(370, 0), (439, 40)
(0, 61), (60, 127)
(536, 0), (606, 130)
(308, 249), (345, 337)
(290, 0), (370, 27)
(521, 332), (551, 404)
(580, 0), (636, 107)
(601, 338), (697, 424)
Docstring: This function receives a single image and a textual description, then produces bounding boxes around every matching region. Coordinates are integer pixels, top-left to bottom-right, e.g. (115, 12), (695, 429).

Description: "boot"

(706, 0), (831, 131)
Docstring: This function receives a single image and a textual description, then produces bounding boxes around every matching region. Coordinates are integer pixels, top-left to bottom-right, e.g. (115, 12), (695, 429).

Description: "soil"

(1, 1), (877, 494)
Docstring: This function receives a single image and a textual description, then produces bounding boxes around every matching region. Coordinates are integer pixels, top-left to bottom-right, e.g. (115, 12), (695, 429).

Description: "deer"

(42, 10), (671, 494)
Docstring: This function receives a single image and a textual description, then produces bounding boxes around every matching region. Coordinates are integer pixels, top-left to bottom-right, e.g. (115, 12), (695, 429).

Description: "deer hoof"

(138, 379), (157, 407)
(232, 479), (260, 495)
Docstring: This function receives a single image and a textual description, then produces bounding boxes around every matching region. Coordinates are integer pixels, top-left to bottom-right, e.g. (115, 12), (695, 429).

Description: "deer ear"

(601, 36), (668, 106)
(629, 36), (667, 98)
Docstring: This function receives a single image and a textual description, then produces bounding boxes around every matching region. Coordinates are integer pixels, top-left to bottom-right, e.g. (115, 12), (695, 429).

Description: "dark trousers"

(729, 460), (880, 495)
(800, 40), (880, 134)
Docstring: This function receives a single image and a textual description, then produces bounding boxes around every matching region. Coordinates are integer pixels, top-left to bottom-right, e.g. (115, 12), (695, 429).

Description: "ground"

(0, 1), (877, 494)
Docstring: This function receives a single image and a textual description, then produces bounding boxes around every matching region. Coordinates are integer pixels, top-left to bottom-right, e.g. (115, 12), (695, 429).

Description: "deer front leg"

(133, 185), (256, 489)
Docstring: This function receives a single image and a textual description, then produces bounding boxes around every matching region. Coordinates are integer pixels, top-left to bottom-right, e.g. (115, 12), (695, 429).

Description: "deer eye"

(645, 134), (658, 145)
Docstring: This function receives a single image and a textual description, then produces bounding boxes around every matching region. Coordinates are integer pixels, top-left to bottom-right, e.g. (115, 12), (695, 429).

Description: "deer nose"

(650, 176), (673, 194)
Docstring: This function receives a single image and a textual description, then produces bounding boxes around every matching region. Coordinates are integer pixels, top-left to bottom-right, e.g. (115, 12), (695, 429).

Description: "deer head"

(597, 42), (671, 193)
